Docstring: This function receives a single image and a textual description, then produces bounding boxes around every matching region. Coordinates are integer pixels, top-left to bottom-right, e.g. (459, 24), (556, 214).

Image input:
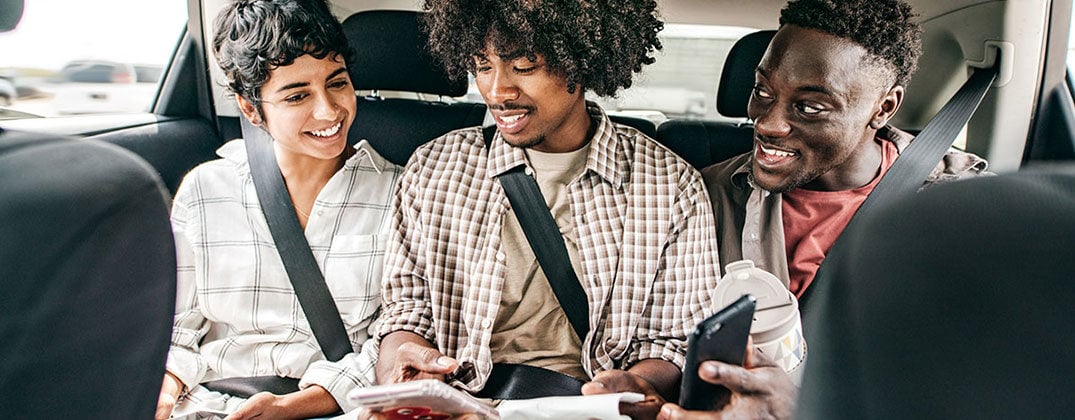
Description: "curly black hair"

(420, 0), (663, 97)
(212, 0), (353, 113)
(780, 0), (922, 87)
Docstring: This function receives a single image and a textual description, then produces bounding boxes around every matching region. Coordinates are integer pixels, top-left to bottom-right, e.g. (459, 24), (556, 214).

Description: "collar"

(484, 101), (627, 189)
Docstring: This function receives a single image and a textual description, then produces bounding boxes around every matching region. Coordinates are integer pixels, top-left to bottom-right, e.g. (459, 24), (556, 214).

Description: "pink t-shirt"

(782, 139), (898, 297)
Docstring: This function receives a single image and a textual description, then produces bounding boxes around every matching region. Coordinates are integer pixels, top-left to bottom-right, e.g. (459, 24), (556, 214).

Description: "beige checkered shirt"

(376, 103), (721, 391)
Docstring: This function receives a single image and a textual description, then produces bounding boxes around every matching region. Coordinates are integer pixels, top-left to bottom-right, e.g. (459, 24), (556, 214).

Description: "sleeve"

(299, 336), (379, 412)
(164, 179), (212, 389)
(627, 170), (721, 370)
(373, 159), (436, 342)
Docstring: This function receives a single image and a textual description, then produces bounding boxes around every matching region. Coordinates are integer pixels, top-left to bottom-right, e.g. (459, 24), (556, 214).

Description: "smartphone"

(347, 379), (500, 419)
(679, 294), (756, 411)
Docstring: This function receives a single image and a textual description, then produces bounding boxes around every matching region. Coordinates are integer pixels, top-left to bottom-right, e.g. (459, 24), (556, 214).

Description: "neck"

(804, 133), (884, 191)
(273, 144), (351, 191)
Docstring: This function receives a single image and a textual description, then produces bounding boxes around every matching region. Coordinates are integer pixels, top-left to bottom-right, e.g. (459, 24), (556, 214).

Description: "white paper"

(496, 392), (645, 420)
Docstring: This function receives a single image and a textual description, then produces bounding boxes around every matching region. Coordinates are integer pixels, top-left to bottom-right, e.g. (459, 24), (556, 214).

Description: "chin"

(502, 133), (545, 149)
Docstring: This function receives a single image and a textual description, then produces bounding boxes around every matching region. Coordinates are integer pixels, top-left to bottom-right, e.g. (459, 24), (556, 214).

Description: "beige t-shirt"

(488, 143), (590, 380)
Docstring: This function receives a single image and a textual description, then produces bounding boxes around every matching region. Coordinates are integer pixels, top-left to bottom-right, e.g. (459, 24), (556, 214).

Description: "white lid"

(714, 260), (799, 342)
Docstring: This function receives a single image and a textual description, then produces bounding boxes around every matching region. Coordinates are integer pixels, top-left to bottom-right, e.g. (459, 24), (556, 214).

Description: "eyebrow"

(274, 67), (349, 93)
(755, 66), (837, 97)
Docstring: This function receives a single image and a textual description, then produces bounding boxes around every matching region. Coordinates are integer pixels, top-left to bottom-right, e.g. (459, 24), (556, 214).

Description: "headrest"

(1, 0), (24, 32)
(342, 10), (467, 97)
(716, 30), (776, 118)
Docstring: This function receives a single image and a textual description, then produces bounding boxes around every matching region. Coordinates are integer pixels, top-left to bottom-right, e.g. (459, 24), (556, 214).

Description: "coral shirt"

(781, 139), (898, 297)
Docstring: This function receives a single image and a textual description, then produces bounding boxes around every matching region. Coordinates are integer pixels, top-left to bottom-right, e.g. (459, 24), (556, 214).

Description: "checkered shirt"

(376, 103), (721, 391)
(167, 139), (400, 410)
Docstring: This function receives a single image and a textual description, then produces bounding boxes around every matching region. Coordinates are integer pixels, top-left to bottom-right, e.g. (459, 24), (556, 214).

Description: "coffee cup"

(714, 260), (807, 377)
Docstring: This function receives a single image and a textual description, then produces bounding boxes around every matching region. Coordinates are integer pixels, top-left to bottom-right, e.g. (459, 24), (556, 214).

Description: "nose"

(751, 102), (791, 139)
(312, 91), (340, 121)
(486, 67), (520, 104)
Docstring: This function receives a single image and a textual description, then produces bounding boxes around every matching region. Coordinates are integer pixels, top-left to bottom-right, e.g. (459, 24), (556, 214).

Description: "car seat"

(655, 30), (775, 169)
(0, 129), (176, 418)
(342, 10), (488, 166)
(796, 164), (1075, 419)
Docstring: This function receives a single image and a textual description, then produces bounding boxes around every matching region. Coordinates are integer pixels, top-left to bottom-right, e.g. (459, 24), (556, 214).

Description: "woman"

(155, 0), (400, 418)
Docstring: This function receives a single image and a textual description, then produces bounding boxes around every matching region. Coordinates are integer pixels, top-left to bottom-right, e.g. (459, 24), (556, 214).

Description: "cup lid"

(714, 260), (799, 336)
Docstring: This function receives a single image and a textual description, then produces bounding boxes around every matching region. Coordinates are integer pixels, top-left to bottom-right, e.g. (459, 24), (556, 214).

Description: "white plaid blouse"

(167, 139), (400, 410)
(376, 103), (721, 391)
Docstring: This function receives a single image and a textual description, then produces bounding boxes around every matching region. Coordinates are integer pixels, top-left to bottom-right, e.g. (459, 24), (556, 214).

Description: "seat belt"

(238, 117), (352, 362)
(482, 125), (590, 341)
(800, 61), (1000, 320)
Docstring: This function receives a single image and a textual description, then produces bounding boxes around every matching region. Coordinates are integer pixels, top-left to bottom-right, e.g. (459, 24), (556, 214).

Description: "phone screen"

(679, 294), (756, 411)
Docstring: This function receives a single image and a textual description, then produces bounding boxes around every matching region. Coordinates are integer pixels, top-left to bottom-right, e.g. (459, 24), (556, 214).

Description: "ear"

(235, 95), (262, 126)
(869, 85), (904, 129)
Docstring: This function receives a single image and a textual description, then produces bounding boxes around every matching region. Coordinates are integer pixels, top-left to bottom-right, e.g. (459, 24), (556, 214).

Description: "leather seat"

(0, 129), (176, 418)
(655, 30), (775, 169)
(342, 10), (488, 166)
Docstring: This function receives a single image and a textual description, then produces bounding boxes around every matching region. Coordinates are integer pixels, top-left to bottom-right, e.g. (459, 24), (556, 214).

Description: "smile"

(309, 122), (342, 138)
(755, 142), (799, 167)
(494, 111), (530, 135)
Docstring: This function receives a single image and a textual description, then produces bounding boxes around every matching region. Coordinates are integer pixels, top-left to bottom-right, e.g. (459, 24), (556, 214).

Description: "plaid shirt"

(377, 103), (721, 391)
(167, 139), (400, 410)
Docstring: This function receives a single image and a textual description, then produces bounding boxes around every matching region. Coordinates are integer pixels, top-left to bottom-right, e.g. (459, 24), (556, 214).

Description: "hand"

(225, 386), (340, 420)
(155, 371), (184, 420)
(385, 341), (460, 383)
(657, 347), (797, 420)
(583, 369), (665, 420)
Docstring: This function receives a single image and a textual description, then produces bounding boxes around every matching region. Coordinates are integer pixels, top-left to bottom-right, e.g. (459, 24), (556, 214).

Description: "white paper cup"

(714, 260), (807, 375)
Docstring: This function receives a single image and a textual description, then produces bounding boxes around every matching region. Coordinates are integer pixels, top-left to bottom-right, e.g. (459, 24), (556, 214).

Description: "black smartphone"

(679, 294), (756, 411)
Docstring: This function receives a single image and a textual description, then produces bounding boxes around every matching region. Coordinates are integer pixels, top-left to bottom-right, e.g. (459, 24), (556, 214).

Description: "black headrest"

(716, 30), (776, 118)
(1, 0), (24, 32)
(342, 10), (467, 97)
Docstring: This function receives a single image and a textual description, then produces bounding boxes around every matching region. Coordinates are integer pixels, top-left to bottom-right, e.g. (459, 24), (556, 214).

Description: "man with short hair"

(659, 0), (988, 418)
(374, 0), (720, 417)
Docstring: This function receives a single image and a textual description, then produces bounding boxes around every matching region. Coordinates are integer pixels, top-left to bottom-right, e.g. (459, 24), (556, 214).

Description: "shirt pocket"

(323, 233), (385, 323)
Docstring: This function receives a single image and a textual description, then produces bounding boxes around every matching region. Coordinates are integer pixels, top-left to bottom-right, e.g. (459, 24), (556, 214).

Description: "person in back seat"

(155, 0), (402, 418)
(661, 0), (989, 418)
(372, 0), (720, 418)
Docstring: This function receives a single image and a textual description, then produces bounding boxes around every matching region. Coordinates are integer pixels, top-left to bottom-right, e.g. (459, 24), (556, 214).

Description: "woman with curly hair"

(373, 0), (721, 419)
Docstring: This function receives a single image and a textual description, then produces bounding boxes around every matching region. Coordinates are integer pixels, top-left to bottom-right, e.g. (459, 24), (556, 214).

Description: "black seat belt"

(800, 61), (1000, 321)
(470, 126), (588, 399)
(483, 125), (590, 341)
(238, 117), (352, 361)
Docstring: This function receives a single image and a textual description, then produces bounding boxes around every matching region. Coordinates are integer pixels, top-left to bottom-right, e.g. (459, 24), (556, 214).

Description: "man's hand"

(376, 331), (459, 384)
(225, 385), (340, 420)
(155, 371), (184, 420)
(583, 369), (666, 420)
(657, 347), (797, 420)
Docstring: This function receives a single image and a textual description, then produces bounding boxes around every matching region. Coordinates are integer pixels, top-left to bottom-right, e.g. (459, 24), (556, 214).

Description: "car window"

(0, 0), (185, 120)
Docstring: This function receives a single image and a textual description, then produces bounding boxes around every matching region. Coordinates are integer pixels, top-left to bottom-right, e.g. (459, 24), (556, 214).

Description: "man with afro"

(661, 0), (989, 418)
(373, 0), (720, 417)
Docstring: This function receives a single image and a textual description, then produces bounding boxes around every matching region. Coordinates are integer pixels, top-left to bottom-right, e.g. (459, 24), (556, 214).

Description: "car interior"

(1, 0), (1073, 417)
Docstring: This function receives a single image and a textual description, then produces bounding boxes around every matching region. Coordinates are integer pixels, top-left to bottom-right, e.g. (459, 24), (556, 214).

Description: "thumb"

(698, 360), (765, 394)
(403, 343), (459, 374)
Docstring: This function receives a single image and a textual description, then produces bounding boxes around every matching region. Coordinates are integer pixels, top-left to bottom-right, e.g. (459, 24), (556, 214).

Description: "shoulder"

(174, 142), (247, 206)
(701, 152), (751, 193)
(618, 125), (702, 188)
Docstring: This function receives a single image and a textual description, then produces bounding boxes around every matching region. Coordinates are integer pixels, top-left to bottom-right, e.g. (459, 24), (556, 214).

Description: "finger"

(744, 344), (779, 369)
(581, 380), (612, 395)
(699, 361), (768, 394)
(658, 402), (723, 420)
(398, 343), (458, 374)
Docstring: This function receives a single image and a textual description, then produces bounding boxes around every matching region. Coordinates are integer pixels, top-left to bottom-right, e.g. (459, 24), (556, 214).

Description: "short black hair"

(212, 0), (353, 112)
(779, 0), (921, 87)
(420, 0), (663, 97)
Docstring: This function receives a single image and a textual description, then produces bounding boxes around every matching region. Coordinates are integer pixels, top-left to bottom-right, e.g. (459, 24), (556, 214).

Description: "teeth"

(311, 123), (341, 137)
(501, 114), (525, 123)
(760, 144), (795, 157)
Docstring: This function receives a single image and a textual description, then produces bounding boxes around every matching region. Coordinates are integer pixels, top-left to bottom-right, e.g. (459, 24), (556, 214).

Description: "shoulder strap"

(240, 117), (351, 362)
(483, 126), (590, 341)
(801, 62), (999, 320)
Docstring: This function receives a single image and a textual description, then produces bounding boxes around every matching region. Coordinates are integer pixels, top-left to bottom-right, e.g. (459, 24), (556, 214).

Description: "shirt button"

(480, 318), (493, 329)
(524, 167), (534, 176)
(317, 210), (324, 216)
(495, 252), (505, 262)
